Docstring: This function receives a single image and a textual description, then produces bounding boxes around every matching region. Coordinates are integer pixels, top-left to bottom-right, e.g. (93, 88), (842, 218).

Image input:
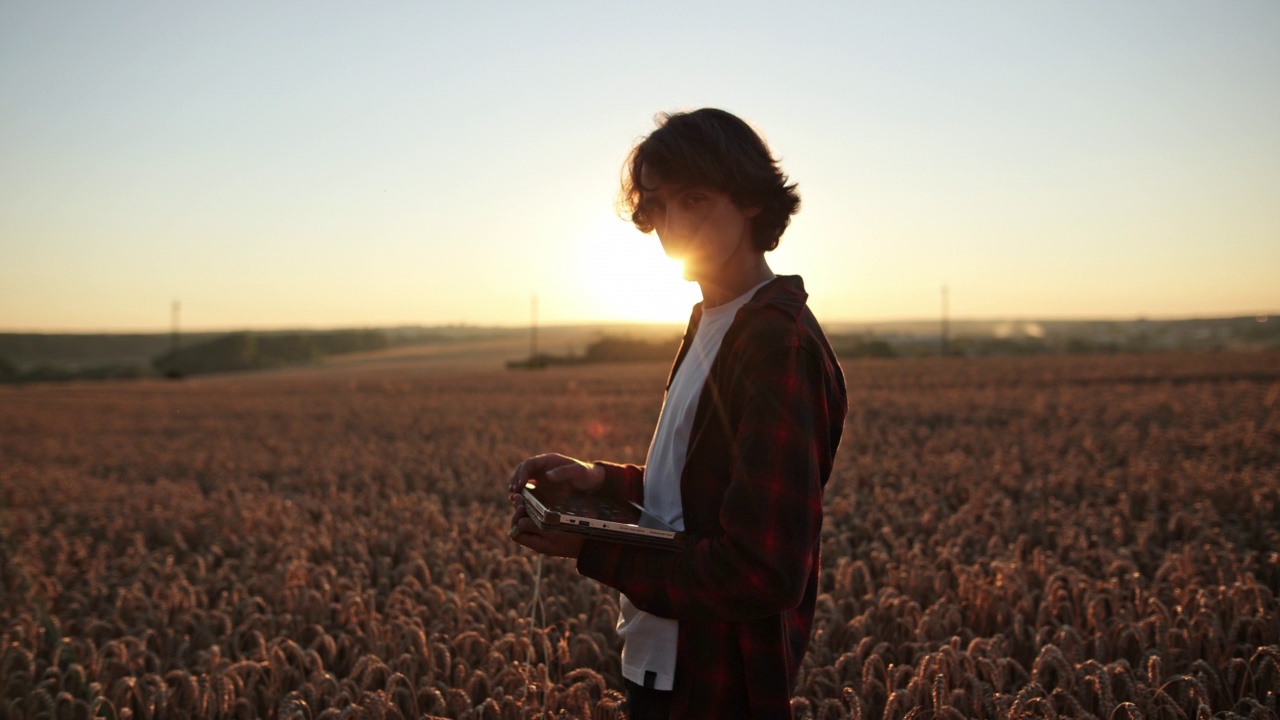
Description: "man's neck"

(698, 256), (775, 309)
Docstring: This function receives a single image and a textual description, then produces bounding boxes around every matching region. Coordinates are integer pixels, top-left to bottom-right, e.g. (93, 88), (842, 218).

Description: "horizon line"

(1, 310), (1274, 336)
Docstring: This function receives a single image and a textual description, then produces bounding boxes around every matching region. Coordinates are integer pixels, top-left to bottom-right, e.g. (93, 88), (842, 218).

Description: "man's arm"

(576, 345), (831, 621)
(591, 460), (646, 505)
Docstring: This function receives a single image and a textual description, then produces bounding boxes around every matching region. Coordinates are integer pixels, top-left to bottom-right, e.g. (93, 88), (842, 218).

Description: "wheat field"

(2, 352), (1277, 719)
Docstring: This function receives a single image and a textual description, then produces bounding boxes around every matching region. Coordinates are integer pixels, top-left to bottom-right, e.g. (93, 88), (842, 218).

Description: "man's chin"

(677, 258), (703, 282)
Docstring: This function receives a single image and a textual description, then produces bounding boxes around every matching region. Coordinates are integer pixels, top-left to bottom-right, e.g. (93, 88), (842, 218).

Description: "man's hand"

(506, 453), (605, 559)
(506, 453), (605, 504)
(508, 504), (585, 558)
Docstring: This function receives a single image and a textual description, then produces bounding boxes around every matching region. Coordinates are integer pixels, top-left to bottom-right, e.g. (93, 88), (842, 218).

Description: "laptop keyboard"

(547, 495), (625, 521)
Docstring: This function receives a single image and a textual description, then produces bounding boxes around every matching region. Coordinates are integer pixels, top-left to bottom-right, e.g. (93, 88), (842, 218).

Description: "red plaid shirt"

(577, 276), (848, 719)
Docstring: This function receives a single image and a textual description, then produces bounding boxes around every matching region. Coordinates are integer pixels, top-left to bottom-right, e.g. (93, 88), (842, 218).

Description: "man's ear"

(743, 206), (762, 218)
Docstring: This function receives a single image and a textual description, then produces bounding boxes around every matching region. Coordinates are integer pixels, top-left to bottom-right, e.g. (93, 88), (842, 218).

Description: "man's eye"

(684, 194), (707, 206)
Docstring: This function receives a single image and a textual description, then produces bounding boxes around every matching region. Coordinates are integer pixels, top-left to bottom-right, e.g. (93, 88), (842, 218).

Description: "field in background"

(5, 313), (1275, 381)
(1, 353), (1278, 718)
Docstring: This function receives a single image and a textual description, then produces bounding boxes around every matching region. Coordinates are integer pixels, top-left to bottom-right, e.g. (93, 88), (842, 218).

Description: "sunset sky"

(1, 1), (1276, 331)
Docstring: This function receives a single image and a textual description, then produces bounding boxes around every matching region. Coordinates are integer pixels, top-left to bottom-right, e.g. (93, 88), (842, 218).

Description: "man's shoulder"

(731, 276), (832, 354)
(718, 275), (848, 416)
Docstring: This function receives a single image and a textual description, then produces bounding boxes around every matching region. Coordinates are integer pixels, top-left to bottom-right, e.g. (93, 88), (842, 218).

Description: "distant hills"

(0, 326), (507, 382)
(150, 329), (392, 377)
(506, 334), (682, 370)
(1, 315), (1275, 383)
(824, 315), (1279, 357)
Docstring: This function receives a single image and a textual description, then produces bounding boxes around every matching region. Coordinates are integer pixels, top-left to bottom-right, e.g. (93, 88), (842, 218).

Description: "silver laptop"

(522, 481), (684, 551)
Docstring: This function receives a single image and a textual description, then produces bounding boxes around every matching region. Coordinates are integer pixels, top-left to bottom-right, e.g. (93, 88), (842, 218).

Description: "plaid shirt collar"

(687, 275), (809, 327)
(671, 275), (809, 390)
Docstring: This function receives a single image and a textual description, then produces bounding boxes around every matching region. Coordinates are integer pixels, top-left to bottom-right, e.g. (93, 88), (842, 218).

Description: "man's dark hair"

(620, 108), (801, 252)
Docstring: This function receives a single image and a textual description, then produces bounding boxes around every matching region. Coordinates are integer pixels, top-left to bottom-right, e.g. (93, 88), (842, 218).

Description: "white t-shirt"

(617, 278), (772, 691)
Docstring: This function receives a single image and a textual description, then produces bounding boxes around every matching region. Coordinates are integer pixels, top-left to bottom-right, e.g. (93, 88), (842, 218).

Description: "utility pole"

(940, 285), (949, 357)
(530, 293), (538, 360)
(171, 300), (181, 354)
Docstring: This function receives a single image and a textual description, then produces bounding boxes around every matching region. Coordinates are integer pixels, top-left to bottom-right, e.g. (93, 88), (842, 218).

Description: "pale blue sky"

(2, 1), (1276, 330)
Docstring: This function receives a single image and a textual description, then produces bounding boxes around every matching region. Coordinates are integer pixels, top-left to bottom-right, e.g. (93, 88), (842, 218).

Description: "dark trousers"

(624, 678), (674, 720)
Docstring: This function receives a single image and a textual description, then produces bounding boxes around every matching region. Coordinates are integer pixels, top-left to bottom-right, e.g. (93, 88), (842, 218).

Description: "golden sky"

(1, 1), (1276, 331)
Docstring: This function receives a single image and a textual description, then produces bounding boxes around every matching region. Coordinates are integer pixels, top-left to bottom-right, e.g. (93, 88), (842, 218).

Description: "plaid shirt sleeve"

(577, 344), (829, 622)
(591, 461), (646, 506)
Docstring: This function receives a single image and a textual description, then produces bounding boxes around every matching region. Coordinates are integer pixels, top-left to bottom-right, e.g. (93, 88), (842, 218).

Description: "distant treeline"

(831, 315), (1279, 358)
(0, 327), (524, 383)
(828, 333), (1048, 359)
(0, 332), (226, 369)
(828, 335), (897, 359)
(152, 330), (391, 378)
(505, 332), (1161, 369)
(508, 335), (682, 369)
(847, 321), (1279, 359)
(509, 333), (896, 369)
(0, 356), (151, 384)
(509, 321), (1280, 370)
(0, 328), (438, 383)
(5, 315), (1276, 383)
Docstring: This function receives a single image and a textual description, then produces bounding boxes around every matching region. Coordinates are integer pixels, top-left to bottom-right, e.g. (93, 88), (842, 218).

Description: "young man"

(508, 108), (847, 719)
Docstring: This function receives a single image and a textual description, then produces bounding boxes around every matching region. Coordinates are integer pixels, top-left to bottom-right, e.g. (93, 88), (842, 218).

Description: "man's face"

(638, 164), (759, 283)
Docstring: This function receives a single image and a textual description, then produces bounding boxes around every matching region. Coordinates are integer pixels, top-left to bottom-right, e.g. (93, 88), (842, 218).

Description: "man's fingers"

(507, 507), (532, 535)
(509, 456), (543, 489)
(510, 524), (577, 558)
(509, 454), (580, 497)
(521, 454), (575, 481)
(507, 515), (548, 541)
(509, 520), (548, 551)
(506, 462), (524, 496)
(512, 532), (548, 553)
(509, 456), (549, 497)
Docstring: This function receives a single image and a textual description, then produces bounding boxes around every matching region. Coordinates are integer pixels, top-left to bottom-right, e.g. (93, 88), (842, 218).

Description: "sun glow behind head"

(575, 213), (700, 323)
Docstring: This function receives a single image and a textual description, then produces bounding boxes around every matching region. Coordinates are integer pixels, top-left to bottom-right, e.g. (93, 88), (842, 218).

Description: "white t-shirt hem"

(621, 663), (676, 692)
